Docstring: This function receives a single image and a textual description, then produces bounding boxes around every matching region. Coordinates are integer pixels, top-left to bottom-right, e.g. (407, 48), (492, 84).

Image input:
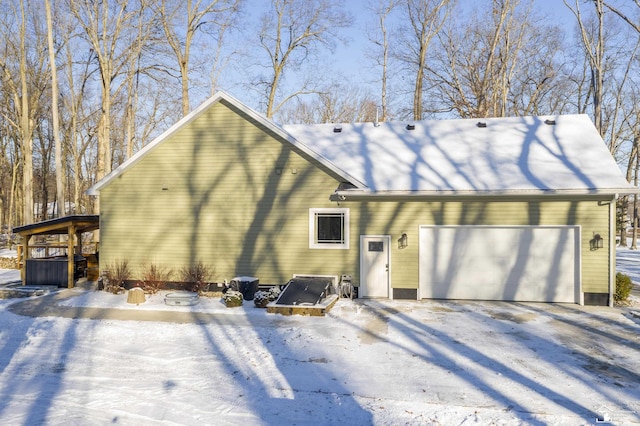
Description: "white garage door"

(419, 225), (580, 303)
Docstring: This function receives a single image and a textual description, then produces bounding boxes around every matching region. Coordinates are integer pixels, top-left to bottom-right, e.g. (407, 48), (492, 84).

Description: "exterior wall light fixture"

(590, 233), (604, 251)
(398, 233), (408, 249)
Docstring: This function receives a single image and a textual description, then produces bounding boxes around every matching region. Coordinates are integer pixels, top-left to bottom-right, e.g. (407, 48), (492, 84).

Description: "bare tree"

(366, 0), (400, 122)
(564, 0), (605, 135)
(0, 0), (40, 225)
(61, 37), (95, 215)
(632, 128), (640, 249)
(18, 0), (33, 224)
(602, 1), (640, 33)
(69, 0), (142, 210)
(45, 0), (64, 218)
(395, 0), (452, 120)
(255, 0), (352, 118)
(278, 84), (377, 124)
(423, 0), (564, 118)
(155, 0), (241, 117)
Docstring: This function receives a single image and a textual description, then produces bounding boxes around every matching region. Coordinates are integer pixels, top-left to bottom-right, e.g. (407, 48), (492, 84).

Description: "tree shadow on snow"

(0, 294), (80, 424)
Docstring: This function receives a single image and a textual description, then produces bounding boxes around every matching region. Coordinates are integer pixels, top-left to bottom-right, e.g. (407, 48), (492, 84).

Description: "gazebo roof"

(13, 215), (99, 237)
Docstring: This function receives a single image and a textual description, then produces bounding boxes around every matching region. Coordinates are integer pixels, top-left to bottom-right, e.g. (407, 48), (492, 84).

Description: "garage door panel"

(419, 226), (580, 303)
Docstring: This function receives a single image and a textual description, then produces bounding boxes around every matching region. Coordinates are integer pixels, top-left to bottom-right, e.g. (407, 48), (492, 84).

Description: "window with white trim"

(309, 208), (350, 249)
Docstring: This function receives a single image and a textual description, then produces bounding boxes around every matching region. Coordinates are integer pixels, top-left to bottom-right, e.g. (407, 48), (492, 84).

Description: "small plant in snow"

(254, 291), (270, 308)
(179, 261), (215, 293)
(140, 262), (174, 294)
(102, 259), (131, 294)
(615, 272), (633, 304)
(223, 290), (243, 307)
(254, 287), (280, 308)
(268, 286), (280, 299)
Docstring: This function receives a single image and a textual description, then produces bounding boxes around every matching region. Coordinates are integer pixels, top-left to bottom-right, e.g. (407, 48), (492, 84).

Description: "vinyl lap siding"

(348, 199), (610, 294)
(100, 101), (356, 284)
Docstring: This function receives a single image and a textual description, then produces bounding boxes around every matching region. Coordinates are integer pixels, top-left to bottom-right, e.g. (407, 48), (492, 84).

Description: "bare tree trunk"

(125, 7), (146, 159)
(45, 0), (65, 218)
(19, 0), (33, 225)
(257, 0), (352, 119)
(377, 2), (396, 122)
(69, 0), (136, 213)
(565, 0), (605, 136)
(633, 134), (640, 249)
(8, 160), (18, 233)
(619, 140), (637, 247)
(404, 0), (452, 121)
(157, 0), (240, 117)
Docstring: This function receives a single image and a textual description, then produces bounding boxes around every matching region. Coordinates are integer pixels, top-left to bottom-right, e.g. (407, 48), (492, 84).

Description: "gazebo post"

(21, 235), (31, 285)
(67, 224), (76, 288)
(76, 229), (83, 256)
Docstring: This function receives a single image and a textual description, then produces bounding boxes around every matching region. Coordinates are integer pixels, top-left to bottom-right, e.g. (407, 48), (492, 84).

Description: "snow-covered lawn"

(0, 250), (638, 425)
(0, 269), (19, 285)
(617, 246), (640, 287)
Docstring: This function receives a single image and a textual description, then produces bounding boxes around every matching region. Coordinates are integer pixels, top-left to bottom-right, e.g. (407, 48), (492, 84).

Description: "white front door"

(360, 236), (390, 298)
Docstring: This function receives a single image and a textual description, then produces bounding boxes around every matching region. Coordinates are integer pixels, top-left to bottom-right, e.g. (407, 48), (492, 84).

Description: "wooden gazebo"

(13, 215), (100, 288)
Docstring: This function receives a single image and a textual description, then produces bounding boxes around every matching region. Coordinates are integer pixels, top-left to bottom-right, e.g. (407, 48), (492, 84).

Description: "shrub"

(268, 286), (281, 300)
(223, 290), (243, 307)
(254, 291), (270, 308)
(140, 262), (174, 294)
(254, 287), (280, 308)
(615, 272), (634, 303)
(102, 260), (131, 294)
(178, 261), (215, 293)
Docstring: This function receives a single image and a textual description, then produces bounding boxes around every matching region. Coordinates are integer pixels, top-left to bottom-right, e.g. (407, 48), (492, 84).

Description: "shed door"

(419, 226), (580, 303)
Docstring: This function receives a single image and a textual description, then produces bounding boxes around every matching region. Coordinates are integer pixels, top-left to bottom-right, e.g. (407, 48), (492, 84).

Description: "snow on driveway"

(0, 291), (638, 425)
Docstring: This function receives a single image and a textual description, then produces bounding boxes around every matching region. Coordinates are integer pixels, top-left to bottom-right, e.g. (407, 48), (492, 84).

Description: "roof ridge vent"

(544, 119), (556, 125)
(333, 125), (342, 133)
(406, 124), (415, 130)
(476, 122), (487, 128)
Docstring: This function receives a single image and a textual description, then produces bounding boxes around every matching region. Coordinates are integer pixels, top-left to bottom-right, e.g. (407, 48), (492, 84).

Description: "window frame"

(309, 208), (350, 249)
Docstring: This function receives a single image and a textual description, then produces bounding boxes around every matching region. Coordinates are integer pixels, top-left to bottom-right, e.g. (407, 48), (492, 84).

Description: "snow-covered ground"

(0, 269), (19, 285)
(0, 250), (638, 425)
(617, 246), (640, 289)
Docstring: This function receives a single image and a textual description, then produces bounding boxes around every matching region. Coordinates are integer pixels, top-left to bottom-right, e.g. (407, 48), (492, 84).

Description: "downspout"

(609, 194), (617, 307)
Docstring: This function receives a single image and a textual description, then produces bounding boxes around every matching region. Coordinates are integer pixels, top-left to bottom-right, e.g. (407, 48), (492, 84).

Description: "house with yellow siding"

(87, 91), (636, 306)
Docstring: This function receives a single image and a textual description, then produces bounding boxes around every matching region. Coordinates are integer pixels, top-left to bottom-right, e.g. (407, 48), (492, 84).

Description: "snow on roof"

(88, 91), (634, 198)
(283, 115), (635, 195)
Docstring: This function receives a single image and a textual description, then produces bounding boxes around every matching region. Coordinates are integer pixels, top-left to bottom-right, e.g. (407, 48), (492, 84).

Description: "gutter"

(330, 188), (638, 201)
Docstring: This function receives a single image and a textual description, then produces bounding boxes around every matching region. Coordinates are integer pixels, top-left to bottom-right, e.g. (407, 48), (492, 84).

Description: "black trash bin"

(231, 276), (259, 300)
